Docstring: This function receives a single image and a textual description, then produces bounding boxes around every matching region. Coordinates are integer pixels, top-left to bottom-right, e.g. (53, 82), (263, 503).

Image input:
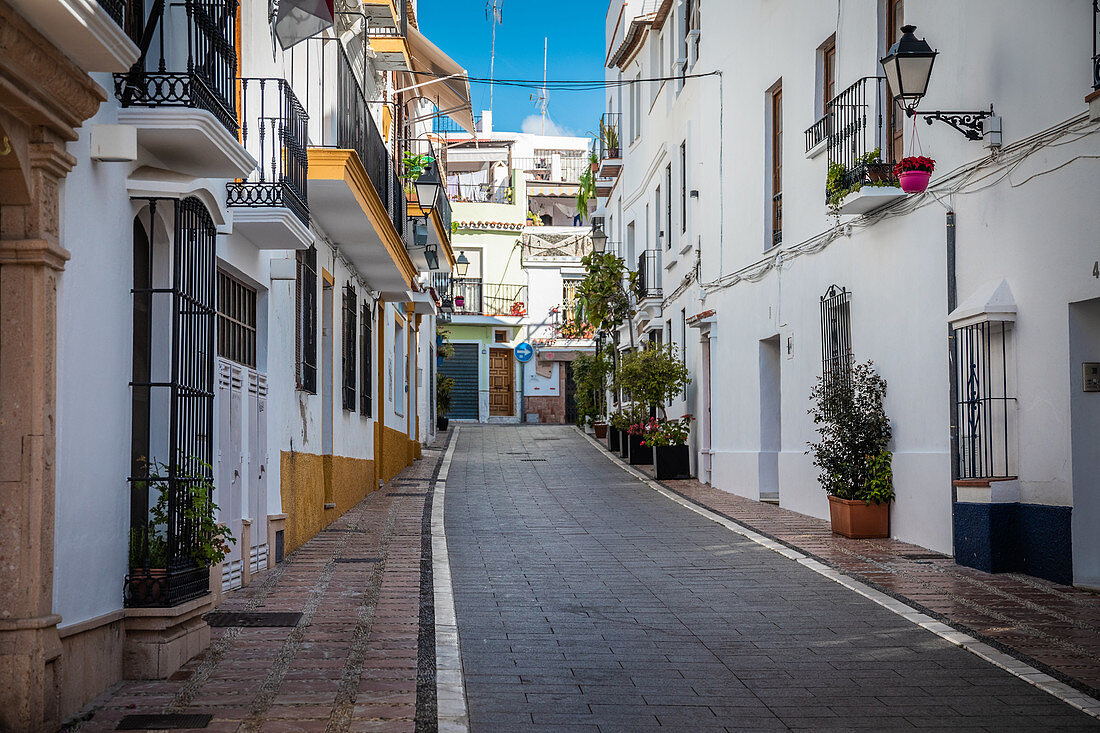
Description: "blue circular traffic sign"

(514, 342), (533, 363)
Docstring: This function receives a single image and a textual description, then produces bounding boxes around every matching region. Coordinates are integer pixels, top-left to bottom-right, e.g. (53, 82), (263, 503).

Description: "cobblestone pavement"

(68, 434), (449, 733)
(623, 443), (1100, 700)
(445, 425), (1100, 732)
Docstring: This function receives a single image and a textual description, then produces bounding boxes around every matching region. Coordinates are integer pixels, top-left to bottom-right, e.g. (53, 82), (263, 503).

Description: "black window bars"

(126, 196), (217, 608)
(953, 321), (1016, 480)
(636, 250), (663, 300)
(820, 285), (853, 392)
(360, 301), (373, 417)
(296, 246), (318, 393)
(342, 283), (357, 411)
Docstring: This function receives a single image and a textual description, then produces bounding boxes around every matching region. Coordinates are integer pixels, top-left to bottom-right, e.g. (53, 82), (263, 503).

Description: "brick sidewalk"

(65, 433), (449, 733)
(603, 435), (1100, 701)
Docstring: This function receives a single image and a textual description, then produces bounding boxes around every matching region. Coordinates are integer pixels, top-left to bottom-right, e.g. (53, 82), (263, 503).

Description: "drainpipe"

(946, 212), (959, 509)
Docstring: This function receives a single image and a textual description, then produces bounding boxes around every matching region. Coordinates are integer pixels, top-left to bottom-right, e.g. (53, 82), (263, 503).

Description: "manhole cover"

(204, 612), (302, 628)
(117, 714), (212, 730)
(335, 557), (380, 563)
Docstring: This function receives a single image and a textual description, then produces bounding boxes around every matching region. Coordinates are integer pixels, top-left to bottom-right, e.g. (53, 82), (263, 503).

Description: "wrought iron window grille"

(636, 250), (663, 300)
(296, 246), (318, 393)
(953, 321), (1017, 480)
(114, 0), (239, 135)
(360, 302), (373, 417)
(342, 283), (357, 411)
(126, 196), (217, 608)
(216, 270), (257, 368)
(819, 285), (853, 393)
(227, 78), (309, 225)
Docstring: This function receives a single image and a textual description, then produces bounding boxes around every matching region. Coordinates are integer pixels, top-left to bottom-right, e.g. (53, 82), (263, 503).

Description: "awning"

(527, 183), (579, 197)
(397, 26), (475, 134)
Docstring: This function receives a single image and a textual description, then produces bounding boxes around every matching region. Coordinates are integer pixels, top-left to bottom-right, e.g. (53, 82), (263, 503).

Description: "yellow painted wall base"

(380, 426), (414, 484)
(280, 451), (376, 554)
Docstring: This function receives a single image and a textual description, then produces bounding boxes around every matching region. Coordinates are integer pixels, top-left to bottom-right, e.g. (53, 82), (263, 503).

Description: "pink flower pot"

(898, 170), (931, 193)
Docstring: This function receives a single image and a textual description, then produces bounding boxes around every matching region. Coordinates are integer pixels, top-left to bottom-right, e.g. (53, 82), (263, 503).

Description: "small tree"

(571, 346), (613, 427)
(806, 360), (894, 504)
(576, 252), (636, 348)
(436, 373), (454, 419)
(618, 343), (690, 418)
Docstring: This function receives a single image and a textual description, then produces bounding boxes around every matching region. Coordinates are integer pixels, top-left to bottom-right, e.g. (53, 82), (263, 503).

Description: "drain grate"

(117, 714), (212, 730)
(334, 557), (380, 563)
(323, 527), (368, 534)
(520, 458), (547, 462)
(205, 611), (302, 628)
(386, 492), (428, 496)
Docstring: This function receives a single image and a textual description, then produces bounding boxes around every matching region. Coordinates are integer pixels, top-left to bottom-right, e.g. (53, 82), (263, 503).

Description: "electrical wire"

(405, 68), (720, 91)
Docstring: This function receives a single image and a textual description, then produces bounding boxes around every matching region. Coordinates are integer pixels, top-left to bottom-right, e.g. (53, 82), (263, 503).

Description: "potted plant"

(617, 343), (691, 462)
(572, 348), (612, 435)
(607, 409), (629, 452)
(807, 360), (894, 538)
(625, 416), (654, 465)
(894, 155), (935, 193)
(127, 460), (235, 606)
(436, 373), (454, 431)
(453, 295), (465, 308)
(399, 150), (436, 197)
(526, 210), (539, 226)
(642, 416), (693, 479)
(599, 117), (620, 158)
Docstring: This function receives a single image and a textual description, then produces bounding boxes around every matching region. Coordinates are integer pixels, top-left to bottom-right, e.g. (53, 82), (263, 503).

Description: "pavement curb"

(574, 426), (1100, 720)
(434, 426), (470, 732)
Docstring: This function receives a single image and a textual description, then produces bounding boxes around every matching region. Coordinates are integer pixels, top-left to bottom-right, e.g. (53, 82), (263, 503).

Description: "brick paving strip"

(447, 425), (1100, 731)
(574, 426), (1100, 716)
(65, 432), (452, 733)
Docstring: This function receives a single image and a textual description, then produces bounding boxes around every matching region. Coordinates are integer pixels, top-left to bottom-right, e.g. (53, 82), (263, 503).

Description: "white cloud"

(520, 114), (578, 137)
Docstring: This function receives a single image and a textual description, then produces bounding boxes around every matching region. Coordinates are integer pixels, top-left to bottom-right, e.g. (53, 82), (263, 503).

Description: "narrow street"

(446, 425), (1100, 732)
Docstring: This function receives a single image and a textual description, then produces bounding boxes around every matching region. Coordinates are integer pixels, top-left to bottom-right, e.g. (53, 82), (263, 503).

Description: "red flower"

(894, 156), (935, 176)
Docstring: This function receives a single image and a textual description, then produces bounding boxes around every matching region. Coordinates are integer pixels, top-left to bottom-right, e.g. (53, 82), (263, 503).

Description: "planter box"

(608, 426), (621, 452)
(836, 186), (906, 215)
(828, 495), (890, 539)
(436, 416), (449, 431)
(627, 435), (652, 465)
(653, 445), (691, 479)
(593, 422), (608, 439)
(619, 432), (630, 459)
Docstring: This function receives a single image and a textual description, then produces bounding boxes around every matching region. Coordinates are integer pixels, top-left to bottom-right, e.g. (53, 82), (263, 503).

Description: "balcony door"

(886, 0), (905, 162)
(489, 347), (514, 417)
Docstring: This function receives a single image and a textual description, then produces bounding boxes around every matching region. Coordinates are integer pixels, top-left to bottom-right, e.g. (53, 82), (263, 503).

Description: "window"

(394, 316), (405, 416)
(632, 73), (642, 140)
(666, 318), (674, 406)
(886, 0), (905, 163)
(563, 279), (583, 322)
(342, 283), (356, 411)
(296, 245), (318, 392)
(680, 142), (687, 234)
(953, 321), (1016, 479)
(770, 85), (783, 247)
(626, 221), (636, 263)
(822, 37), (837, 115)
(665, 163), (673, 249)
(360, 301), (372, 417)
(217, 270), (257, 368)
(495, 330), (507, 343)
(685, 0), (701, 62)
(680, 309), (688, 399)
(820, 285), (852, 390)
(654, 187), (662, 250)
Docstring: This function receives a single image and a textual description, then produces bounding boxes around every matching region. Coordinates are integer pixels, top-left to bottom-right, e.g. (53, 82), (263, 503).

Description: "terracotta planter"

(593, 422), (608, 439)
(653, 444), (691, 479)
(608, 426), (621, 452)
(828, 495), (890, 538)
(898, 170), (931, 193)
(126, 567), (167, 607)
(627, 435), (652, 465)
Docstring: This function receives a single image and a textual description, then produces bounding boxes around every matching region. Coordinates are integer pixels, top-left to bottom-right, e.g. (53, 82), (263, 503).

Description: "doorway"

(1070, 298), (1100, 588)
(759, 336), (782, 503)
(564, 362), (578, 425)
(321, 276), (333, 455)
(489, 347), (514, 417)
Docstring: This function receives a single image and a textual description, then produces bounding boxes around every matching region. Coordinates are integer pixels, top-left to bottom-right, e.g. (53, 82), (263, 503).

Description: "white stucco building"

(598, 0), (1100, 587)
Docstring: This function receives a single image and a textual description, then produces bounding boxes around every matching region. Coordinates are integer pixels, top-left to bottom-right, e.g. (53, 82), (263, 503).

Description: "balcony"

(364, 0), (410, 71)
(514, 155), (588, 184)
(521, 227), (594, 261)
(806, 76), (906, 215)
(297, 37), (416, 298)
(635, 250), (663, 301)
(598, 112), (622, 178)
(227, 78), (312, 250)
(6, 0), (138, 72)
(113, 0), (254, 179)
(404, 138), (455, 271)
(431, 274), (528, 317)
(434, 113), (482, 135)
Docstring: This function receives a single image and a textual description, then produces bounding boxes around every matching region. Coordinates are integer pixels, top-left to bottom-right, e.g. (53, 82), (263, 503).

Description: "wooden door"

(489, 348), (514, 417)
(886, 0), (905, 163)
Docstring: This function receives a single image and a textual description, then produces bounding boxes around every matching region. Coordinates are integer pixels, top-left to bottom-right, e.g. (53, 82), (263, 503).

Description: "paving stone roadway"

(445, 425), (1100, 732)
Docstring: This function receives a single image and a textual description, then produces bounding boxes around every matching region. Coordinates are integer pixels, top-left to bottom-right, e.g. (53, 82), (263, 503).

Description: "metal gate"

(440, 343), (479, 419)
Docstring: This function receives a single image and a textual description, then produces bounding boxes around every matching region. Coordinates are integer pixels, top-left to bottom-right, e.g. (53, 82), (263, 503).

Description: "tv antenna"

(530, 37), (548, 134)
(486, 0), (504, 115)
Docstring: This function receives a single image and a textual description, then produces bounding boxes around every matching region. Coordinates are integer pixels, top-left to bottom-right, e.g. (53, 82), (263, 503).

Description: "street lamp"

(880, 25), (997, 143)
(455, 251), (470, 277)
(414, 156), (443, 214)
(591, 224), (608, 253)
(423, 243), (440, 271)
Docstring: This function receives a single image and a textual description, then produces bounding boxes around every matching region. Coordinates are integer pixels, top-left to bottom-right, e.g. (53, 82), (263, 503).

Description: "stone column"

(0, 134), (75, 733)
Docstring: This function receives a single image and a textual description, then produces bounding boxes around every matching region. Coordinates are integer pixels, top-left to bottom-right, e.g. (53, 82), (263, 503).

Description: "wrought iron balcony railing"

(513, 155), (589, 183)
(433, 112), (480, 134)
(227, 78), (309, 225)
(1093, 0), (1099, 90)
(430, 274), (527, 316)
(806, 76), (897, 202)
(446, 179), (513, 204)
(635, 250), (662, 300)
(599, 112), (622, 160)
(402, 138), (450, 238)
(97, 0), (127, 27)
(114, 0), (239, 135)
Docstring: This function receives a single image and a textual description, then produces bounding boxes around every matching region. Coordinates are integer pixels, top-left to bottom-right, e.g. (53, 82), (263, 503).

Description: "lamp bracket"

(906, 106), (995, 142)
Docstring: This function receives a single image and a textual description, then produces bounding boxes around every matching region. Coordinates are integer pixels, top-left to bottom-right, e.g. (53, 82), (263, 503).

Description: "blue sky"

(416, 0), (605, 138)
